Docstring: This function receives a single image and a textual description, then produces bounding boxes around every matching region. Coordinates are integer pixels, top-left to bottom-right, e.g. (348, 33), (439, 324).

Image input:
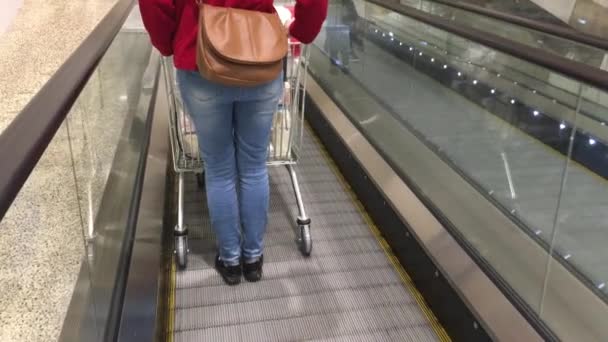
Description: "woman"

(139, 0), (327, 285)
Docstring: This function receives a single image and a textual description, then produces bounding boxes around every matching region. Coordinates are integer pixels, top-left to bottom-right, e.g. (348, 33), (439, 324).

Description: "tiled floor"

(0, 1), (127, 341)
(0, 123), (84, 342)
(0, 0), (22, 35)
(0, 0), (117, 133)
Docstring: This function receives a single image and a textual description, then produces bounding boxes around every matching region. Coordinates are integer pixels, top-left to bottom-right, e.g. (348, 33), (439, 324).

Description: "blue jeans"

(177, 70), (282, 266)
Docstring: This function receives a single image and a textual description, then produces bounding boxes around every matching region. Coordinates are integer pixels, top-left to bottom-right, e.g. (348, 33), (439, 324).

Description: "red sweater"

(139, 0), (328, 70)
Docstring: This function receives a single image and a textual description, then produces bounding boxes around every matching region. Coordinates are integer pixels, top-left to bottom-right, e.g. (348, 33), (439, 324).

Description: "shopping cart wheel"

(196, 172), (205, 189)
(175, 235), (189, 269)
(298, 221), (312, 257)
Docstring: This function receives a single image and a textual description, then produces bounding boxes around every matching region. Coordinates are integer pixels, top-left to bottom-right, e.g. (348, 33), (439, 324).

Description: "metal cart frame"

(163, 43), (312, 269)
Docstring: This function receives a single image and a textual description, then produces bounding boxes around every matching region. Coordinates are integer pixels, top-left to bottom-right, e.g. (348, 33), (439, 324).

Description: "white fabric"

(270, 107), (292, 159)
(274, 5), (293, 25)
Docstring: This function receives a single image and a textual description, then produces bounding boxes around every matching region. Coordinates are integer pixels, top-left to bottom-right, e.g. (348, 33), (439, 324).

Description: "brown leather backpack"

(196, 2), (289, 87)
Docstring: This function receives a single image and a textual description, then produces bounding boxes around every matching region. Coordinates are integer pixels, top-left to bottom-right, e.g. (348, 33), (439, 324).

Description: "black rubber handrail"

(425, 0), (608, 51)
(369, 0), (608, 93)
(0, 0), (135, 221)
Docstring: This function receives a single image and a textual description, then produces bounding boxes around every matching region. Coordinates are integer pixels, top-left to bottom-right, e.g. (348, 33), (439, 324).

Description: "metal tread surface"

(170, 126), (444, 342)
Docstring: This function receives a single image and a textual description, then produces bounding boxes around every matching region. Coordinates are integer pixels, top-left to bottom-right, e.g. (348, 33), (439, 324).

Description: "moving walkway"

(1, 0), (608, 341)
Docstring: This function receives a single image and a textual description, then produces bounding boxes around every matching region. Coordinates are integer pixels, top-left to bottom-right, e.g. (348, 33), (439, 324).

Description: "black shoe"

(215, 254), (242, 286)
(243, 255), (264, 282)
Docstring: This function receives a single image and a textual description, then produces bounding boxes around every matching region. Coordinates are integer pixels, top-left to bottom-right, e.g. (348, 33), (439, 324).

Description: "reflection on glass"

(544, 82), (608, 295)
(310, 0), (608, 339)
(0, 17), (153, 342)
(64, 27), (153, 341)
(397, 0), (606, 67)
(394, 0), (608, 122)
(68, 32), (152, 243)
(424, 0), (608, 41)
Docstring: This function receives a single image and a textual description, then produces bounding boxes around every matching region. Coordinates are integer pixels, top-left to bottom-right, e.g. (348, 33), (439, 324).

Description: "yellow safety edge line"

(166, 175), (177, 342)
(167, 251), (176, 342)
(308, 124), (451, 342)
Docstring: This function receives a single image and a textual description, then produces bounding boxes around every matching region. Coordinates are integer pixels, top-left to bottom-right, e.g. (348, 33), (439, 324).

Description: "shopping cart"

(163, 42), (312, 269)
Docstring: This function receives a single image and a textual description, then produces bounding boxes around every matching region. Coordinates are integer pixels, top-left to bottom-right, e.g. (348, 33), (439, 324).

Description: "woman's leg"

(176, 70), (241, 267)
(234, 76), (283, 263)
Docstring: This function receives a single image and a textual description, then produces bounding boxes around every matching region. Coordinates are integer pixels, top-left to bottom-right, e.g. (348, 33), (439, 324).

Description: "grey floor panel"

(312, 326), (441, 342)
(172, 127), (440, 340)
(175, 261), (400, 309)
(182, 248), (391, 277)
(175, 284), (416, 331)
(312, 330), (394, 342)
(178, 256), (399, 289)
(178, 264), (403, 292)
(175, 305), (432, 342)
(181, 239), (383, 277)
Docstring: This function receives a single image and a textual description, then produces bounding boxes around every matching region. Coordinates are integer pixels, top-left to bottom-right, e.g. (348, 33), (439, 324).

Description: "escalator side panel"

(305, 88), (492, 342)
